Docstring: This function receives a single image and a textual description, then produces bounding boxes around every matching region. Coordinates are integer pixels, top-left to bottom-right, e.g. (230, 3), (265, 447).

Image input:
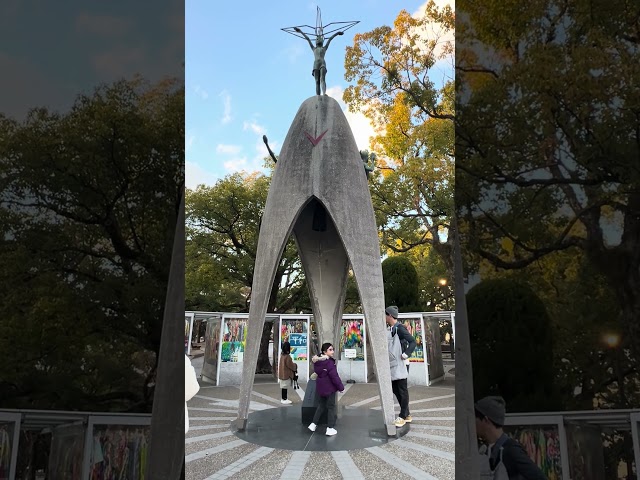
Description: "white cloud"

(194, 85), (209, 100)
(243, 121), (266, 135)
(326, 86), (375, 152)
(219, 90), (232, 124)
(223, 157), (249, 173)
(216, 144), (242, 155)
(185, 161), (219, 189)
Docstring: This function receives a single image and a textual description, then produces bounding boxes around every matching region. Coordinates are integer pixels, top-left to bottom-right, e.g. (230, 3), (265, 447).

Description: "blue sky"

(186, 0), (452, 189)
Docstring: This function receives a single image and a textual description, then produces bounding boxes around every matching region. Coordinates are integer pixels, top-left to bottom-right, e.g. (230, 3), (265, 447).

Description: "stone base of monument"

(232, 404), (407, 451)
(301, 379), (327, 425)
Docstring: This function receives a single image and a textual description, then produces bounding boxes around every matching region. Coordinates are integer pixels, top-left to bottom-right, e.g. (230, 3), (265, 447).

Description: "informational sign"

(289, 333), (306, 347)
(281, 321), (308, 362)
(345, 348), (357, 359)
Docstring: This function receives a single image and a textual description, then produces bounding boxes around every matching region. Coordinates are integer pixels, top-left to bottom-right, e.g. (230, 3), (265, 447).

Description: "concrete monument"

(237, 94), (398, 436)
(237, 11), (396, 436)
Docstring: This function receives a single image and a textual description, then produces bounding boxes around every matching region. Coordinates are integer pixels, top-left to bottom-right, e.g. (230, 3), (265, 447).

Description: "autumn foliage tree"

(456, 0), (640, 366)
(344, 2), (455, 275)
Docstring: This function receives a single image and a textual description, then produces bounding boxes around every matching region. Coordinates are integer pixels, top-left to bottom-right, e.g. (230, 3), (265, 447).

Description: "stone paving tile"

(407, 425), (455, 438)
(208, 446), (274, 480)
(252, 384), (304, 404)
(385, 441), (454, 479)
(368, 446), (439, 480)
(400, 435), (455, 455)
(226, 448), (295, 480)
(186, 442), (257, 480)
(349, 449), (414, 480)
(185, 431), (237, 456)
(188, 394), (277, 412)
(409, 417), (455, 426)
(194, 386), (242, 400)
(332, 450), (365, 479)
(300, 451), (342, 479)
(186, 424), (231, 439)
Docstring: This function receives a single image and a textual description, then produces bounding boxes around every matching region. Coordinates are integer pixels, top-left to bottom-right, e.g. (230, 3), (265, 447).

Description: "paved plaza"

(186, 357), (455, 480)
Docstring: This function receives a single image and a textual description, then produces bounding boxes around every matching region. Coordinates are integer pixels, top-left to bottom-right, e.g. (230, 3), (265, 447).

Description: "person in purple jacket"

(308, 342), (344, 436)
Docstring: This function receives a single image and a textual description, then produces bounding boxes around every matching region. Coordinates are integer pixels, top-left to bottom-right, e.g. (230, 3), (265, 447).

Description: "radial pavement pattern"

(185, 379), (455, 480)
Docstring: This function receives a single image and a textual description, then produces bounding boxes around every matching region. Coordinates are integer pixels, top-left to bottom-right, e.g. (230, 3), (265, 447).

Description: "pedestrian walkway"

(185, 374), (455, 479)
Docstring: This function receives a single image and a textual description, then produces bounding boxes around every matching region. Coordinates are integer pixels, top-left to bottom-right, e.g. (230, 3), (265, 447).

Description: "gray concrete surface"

(186, 356), (455, 479)
(236, 95), (398, 433)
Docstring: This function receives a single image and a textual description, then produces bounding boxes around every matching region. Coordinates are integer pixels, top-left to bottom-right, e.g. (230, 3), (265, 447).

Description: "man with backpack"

(385, 306), (417, 427)
(475, 396), (548, 480)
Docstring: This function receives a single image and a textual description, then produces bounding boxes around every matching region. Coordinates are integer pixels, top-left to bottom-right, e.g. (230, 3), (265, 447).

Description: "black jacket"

(491, 434), (548, 480)
(392, 323), (416, 357)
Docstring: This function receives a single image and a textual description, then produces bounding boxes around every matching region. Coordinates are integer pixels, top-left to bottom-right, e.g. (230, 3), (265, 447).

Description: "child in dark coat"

(308, 342), (344, 436)
(278, 341), (298, 404)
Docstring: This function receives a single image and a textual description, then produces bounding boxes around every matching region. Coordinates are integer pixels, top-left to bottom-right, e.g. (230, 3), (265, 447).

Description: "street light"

(603, 332), (621, 349)
(602, 332), (625, 404)
(438, 279), (450, 310)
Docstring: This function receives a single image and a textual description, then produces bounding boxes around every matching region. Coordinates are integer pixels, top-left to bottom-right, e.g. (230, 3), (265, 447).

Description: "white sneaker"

(325, 427), (337, 436)
(281, 399), (292, 404)
(308, 423), (317, 432)
(394, 417), (406, 427)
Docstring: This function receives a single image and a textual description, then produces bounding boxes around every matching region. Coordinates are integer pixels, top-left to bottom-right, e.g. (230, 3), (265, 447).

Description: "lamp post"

(439, 278), (450, 310)
(602, 332), (625, 404)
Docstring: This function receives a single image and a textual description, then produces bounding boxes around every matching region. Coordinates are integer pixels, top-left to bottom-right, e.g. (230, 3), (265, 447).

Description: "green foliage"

(0, 77), (183, 411)
(382, 256), (422, 312)
(185, 173), (309, 314)
(456, 0), (640, 363)
(467, 278), (559, 412)
(344, 3), (455, 274)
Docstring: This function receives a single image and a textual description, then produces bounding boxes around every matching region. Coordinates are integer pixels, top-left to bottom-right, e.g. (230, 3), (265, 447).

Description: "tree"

(186, 173), (310, 373)
(456, 0), (640, 363)
(344, 2), (455, 274)
(466, 279), (558, 412)
(0, 77), (184, 410)
(381, 256), (422, 311)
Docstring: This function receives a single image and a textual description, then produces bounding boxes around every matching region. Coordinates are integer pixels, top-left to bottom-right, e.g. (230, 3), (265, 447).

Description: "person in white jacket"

(185, 354), (200, 433)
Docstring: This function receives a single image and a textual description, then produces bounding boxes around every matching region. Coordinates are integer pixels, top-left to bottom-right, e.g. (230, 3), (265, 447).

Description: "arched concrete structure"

(236, 95), (396, 435)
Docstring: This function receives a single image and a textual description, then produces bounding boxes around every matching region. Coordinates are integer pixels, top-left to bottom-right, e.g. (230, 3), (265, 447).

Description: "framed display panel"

(217, 314), (248, 386)
(565, 423), (605, 480)
(0, 412), (20, 480)
(396, 314), (428, 386)
(632, 413), (640, 480)
(504, 415), (570, 480)
(81, 415), (151, 480)
(201, 314), (222, 384)
(422, 314), (445, 384)
(47, 422), (85, 480)
(278, 315), (310, 382)
(337, 314), (367, 383)
(185, 312), (195, 355)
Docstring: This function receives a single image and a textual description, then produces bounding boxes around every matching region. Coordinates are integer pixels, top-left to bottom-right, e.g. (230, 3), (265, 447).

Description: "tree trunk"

(453, 224), (480, 478)
(255, 322), (274, 374)
(254, 268), (283, 374)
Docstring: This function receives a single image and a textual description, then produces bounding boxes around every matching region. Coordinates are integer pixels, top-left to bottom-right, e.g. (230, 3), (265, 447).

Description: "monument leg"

(327, 206), (397, 436)
(236, 206), (300, 429)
